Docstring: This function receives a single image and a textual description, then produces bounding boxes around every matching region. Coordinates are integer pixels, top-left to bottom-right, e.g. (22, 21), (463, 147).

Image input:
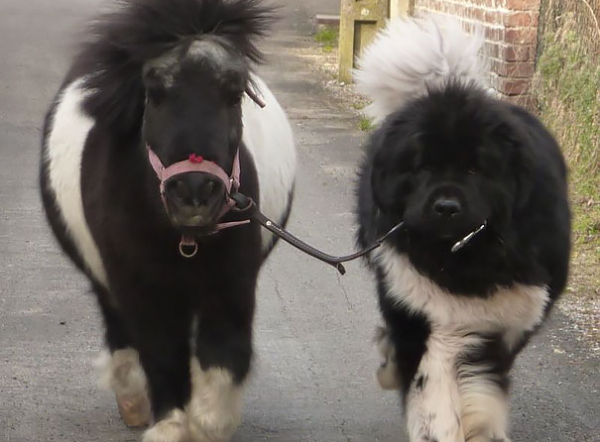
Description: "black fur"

(357, 83), (571, 428)
(40, 0), (288, 429)
(68, 0), (274, 135)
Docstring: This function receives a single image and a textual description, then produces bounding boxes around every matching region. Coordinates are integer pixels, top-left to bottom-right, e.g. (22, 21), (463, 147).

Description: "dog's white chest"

(376, 246), (549, 342)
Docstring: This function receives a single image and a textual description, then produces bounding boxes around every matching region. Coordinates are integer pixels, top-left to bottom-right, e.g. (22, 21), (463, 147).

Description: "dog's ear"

(370, 128), (417, 213)
(514, 140), (535, 210)
(495, 122), (535, 211)
(372, 153), (397, 210)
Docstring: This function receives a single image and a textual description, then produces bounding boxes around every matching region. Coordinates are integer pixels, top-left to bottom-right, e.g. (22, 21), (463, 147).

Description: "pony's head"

(143, 36), (250, 228)
(80, 0), (274, 229)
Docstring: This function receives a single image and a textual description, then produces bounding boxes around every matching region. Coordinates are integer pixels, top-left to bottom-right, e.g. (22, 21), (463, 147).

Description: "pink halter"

(147, 145), (250, 257)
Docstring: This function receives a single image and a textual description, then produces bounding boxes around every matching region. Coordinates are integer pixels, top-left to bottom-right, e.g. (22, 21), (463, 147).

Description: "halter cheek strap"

(147, 145), (250, 257)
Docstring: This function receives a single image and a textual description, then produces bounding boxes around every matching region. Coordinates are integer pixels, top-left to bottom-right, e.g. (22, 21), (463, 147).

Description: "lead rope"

(227, 192), (487, 275)
(229, 192), (405, 275)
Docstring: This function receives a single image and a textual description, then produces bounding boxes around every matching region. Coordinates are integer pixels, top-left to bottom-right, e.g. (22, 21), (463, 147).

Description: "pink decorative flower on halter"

(188, 154), (204, 164)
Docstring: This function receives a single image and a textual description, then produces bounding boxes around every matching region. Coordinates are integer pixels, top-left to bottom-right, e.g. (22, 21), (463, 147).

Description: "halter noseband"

(147, 145), (250, 257)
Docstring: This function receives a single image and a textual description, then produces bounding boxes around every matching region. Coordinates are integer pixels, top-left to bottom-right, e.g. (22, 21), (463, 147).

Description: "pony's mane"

(74, 0), (275, 134)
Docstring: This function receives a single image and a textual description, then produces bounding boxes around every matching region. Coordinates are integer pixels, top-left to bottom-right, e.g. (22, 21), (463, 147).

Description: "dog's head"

(371, 85), (533, 245)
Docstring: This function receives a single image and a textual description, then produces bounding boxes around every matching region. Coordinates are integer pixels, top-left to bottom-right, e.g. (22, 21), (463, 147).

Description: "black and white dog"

(356, 18), (571, 442)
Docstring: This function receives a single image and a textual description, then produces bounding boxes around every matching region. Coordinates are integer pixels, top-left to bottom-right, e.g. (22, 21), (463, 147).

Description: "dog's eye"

(468, 167), (478, 175)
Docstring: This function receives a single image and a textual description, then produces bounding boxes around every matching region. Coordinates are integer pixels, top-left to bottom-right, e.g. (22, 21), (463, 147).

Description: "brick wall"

(411, 0), (541, 102)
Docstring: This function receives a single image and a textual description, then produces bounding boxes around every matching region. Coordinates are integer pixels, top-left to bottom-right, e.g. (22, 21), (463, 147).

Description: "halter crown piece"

(147, 145), (250, 258)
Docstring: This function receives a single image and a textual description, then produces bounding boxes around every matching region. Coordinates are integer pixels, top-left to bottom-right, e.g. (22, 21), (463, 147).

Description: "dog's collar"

(451, 221), (487, 253)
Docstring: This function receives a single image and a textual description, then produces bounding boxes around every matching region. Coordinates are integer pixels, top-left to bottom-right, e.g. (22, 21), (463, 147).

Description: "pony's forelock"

(76, 0), (276, 133)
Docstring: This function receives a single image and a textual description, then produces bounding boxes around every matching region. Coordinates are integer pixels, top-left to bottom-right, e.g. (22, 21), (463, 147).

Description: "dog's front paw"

(464, 429), (511, 442)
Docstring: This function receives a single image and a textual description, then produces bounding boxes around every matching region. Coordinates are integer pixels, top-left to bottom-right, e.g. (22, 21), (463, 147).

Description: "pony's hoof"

(142, 410), (189, 442)
(117, 393), (151, 428)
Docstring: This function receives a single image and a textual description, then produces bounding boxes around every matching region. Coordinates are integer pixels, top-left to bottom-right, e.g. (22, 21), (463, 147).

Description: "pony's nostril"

(167, 179), (190, 202)
(203, 180), (215, 196)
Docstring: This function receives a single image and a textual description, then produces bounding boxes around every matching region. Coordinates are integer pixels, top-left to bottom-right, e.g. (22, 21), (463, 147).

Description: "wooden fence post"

(338, 0), (389, 83)
(390, 0), (414, 18)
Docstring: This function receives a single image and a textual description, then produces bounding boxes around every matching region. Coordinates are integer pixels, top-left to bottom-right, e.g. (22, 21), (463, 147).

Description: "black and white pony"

(40, 1), (295, 441)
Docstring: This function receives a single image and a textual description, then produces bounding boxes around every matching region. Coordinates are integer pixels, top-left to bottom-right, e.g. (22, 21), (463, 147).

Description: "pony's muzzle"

(164, 172), (226, 226)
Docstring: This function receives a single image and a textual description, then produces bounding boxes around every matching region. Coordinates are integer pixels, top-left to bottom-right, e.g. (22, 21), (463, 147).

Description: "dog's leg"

(374, 326), (401, 390)
(405, 330), (478, 442)
(459, 373), (511, 442)
(458, 345), (512, 442)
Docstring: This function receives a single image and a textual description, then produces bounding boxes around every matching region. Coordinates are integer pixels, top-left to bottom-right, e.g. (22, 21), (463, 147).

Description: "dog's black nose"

(165, 172), (224, 208)
(433, 198), (461, 217)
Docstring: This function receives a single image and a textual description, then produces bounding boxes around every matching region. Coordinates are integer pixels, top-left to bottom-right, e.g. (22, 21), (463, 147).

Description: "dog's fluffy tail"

(355, 17), (487, 122)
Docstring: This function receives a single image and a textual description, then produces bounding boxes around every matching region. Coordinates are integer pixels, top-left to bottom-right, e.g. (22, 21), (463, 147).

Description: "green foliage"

(358, 116), (373, 132)
(535, 20), (599, 251)
(314, 28), (338, 52)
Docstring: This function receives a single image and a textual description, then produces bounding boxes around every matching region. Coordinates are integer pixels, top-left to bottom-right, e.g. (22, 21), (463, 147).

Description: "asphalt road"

(0, 1), (597, 441)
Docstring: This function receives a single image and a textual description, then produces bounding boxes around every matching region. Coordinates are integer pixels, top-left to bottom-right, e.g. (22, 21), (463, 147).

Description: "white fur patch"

(242, 75), (296, 251)
(186, 359), (243, 442)
(44, 79), (109, 287)
(355, 17), (487, 123)
(406, 330), (511, 442)
(406, 331), (473, 441)
(458, 363), (511, 442)
(377, 247), (537, 441)
(376, 246), (550, 338)
(97, 348), (148, 397)
(143, 409), (189, 442)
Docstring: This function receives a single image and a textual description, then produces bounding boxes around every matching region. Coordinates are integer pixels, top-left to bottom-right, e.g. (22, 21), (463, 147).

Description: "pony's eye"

(147, 88), (165, 105)
(143, 69), (167, 104)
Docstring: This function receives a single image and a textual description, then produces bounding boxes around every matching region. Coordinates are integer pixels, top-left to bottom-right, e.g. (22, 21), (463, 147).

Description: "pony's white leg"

(185, 358), (243, 442)
(98, 348), (151, 427)
(142, 409), (189, 442)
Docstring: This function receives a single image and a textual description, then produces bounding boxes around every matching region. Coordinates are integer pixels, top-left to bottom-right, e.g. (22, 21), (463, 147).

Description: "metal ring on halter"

(179, 240), (199, 258)
(230, 193), (255, 213)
